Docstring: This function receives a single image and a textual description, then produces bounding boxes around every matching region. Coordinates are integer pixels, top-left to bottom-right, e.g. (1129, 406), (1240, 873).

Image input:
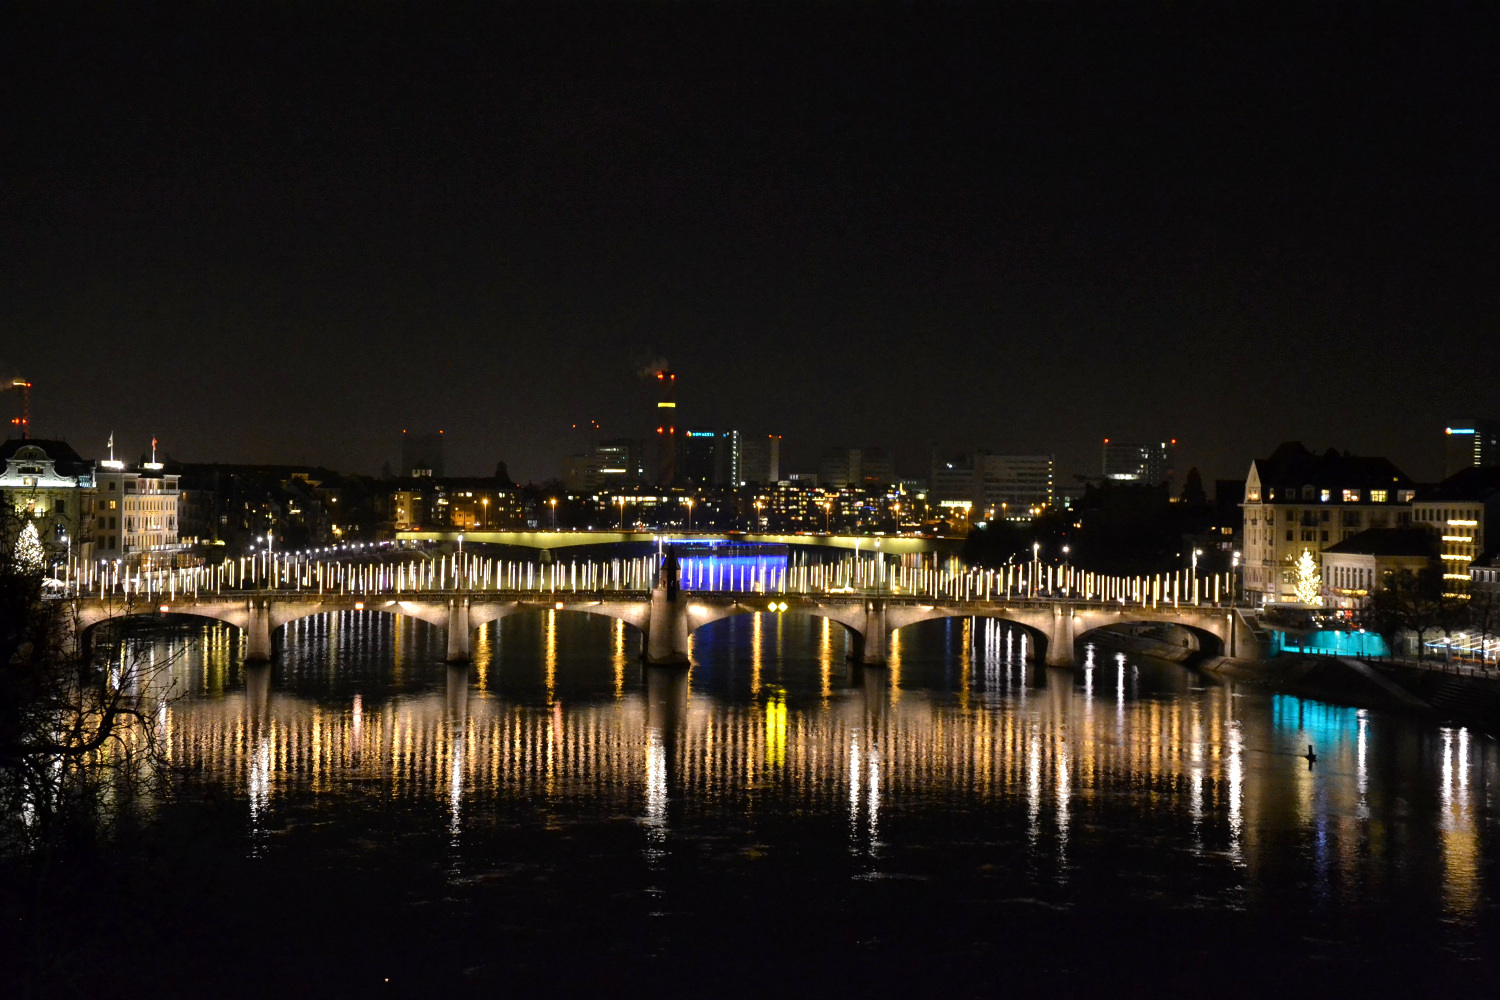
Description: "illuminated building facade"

(1411, 466), (1500, 597)
(0, 438), (96, 564)
(1321, 528), (1437, 608)
(94, 459), (182, 565)
(1240, 442), (1415, 604)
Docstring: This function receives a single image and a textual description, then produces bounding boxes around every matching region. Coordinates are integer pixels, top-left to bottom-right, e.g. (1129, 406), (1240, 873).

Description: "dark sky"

(3, 2), (1497, 486)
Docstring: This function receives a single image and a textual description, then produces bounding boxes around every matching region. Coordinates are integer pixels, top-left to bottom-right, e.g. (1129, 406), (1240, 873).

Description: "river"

(27, 610), (1500, 996)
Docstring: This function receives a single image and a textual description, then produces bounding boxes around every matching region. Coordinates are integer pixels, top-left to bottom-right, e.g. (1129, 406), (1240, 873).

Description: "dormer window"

(1302, 486), (1315, 500)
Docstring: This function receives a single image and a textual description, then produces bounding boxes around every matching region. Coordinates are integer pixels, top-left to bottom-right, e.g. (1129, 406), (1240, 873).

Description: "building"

(682, 429), (721, 486)
(1473, 556), (1500, 603)
(741, 434), (782, 485)
(1411, 465), (1500, 597)
(400, 430), (444, 478)
(559, 453), (600, 492)
(1240, 442), (1416, 604)
(94, 457), (182, 565)
(928, 449), (978, 505)
(820, 446), (890, 489)
(389, 478), (524, 531)
(979, 453), (1054, 516)
(929, 449), (1054, 519)
(0, 438), (96, 565)
(1102, 439), (1176, 487)
(1321, 528), (1438, 609)
(596, 438), (645, 486)
(1443, 419), (1500, 477)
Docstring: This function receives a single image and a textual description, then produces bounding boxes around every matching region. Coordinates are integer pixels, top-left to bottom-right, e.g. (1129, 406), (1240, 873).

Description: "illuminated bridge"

(61, 550), (1261, 668)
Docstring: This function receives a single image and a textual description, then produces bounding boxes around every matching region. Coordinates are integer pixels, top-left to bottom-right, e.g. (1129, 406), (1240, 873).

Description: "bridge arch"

(682, 603), (865, 661)
(885, 606), (1052, 664)
(1074, 615), (1226, 660)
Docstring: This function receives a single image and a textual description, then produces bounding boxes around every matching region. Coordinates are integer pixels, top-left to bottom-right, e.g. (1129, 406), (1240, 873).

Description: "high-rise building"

(401, 430), (444, 478)
(1443, 419), (1500, 477)
(820, 446), (890, 489)
(596, 438), (644, 486)
(741, 434), (782, 485)
(979, 453), (1054, 514)
(717, 430), (741, 486)
(929, 448), (1053, 518)
(928, 449), (978, 503)
(682, 429), (720, 486)
(653, 370), (678, 486)
(1102, 439), (1175, 487)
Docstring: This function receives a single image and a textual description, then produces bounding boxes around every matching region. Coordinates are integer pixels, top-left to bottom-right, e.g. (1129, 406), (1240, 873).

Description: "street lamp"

(617, 496), (626, 530)
(754, 499), (765, 530)
(822, 499), (832, 533)
(481, 496), (489, 529)
(685, 496), (695, 531)
(549, 497), (558, 530)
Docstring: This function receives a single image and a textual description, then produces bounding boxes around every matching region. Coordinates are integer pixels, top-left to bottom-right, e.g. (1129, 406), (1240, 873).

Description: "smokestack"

(655, 369), (677, 487)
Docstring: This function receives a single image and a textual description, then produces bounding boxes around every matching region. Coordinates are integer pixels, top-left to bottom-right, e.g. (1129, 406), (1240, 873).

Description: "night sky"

(3, 3), (1497, 485)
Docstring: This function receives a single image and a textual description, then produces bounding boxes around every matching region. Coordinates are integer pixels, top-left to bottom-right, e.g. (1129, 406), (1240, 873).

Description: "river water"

(52, 611), (1500, 996)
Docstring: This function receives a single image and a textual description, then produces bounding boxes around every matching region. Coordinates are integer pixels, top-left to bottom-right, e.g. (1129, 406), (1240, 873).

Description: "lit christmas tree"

(1293, 548), (1322, 606)
(14, 520), (45, 574)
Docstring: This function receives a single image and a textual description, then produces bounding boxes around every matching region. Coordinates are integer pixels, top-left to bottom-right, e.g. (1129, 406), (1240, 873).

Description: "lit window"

(1342, 489), (1360, 502)
(1370, 490), (1387, 503)
(1320, 489), (1330, 502)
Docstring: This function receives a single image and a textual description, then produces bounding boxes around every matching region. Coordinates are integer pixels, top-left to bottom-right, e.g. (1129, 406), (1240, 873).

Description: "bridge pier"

(446, 598), (472, 663)
(244, 600), (273, 663)
(1045, 604), (1076, 668)
(859, 601), (888, 665)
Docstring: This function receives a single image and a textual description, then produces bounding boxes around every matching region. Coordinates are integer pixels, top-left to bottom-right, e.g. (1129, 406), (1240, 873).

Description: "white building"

(94, 458), (183, 565)
(0, 438), (97, 566)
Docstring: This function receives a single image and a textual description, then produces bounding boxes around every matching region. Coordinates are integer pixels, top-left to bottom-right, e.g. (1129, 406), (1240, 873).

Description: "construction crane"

(3, 377), (30, 439)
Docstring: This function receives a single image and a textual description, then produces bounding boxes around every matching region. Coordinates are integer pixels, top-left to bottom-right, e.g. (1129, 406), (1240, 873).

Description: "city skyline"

(3, 6), (1496, 484)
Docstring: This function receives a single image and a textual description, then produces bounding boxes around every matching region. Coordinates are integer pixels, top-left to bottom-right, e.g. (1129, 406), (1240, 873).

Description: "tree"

(13, 520), (43, 574)
(1, 502), (176, 991)
(1359, 567), (1464, 661)
(1293, 548), (1322, 606)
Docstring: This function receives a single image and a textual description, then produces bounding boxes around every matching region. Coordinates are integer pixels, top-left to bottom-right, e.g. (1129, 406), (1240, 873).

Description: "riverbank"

(1088, 629), (1500, 729)
(1199, 654), (1500, 732)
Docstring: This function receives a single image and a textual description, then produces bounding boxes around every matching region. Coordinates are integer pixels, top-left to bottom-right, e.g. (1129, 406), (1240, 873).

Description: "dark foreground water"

(18, 611), (1500, 997)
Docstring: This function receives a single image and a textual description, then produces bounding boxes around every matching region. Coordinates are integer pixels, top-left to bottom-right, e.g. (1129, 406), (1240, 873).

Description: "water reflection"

(123, 612), (1495, 969)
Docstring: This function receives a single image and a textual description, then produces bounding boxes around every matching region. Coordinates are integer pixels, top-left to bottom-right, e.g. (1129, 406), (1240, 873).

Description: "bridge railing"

(56, 550), (1241, 612)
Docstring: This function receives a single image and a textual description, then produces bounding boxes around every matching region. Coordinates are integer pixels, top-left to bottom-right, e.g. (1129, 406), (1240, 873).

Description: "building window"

(1342, 489), (1360, 502)
(1370, 490), (1387, 502)
(1320, 530), (1328, 542)
(1320, 489), (1331, 502)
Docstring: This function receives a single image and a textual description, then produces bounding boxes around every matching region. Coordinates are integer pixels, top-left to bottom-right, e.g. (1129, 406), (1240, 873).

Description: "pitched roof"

(1250, 442), (1412, 492)
(1322, 527), (1437, 558)
(0, 437), (92, 477)
(1418, 464), (1500, 502)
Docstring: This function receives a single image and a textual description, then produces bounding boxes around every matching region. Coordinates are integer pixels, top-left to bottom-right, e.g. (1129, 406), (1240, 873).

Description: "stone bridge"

(67, 581), (1258, 669)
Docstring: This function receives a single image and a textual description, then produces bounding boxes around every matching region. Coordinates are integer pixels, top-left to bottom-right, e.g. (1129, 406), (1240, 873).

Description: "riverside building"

(1240, 442), (1415, 605)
